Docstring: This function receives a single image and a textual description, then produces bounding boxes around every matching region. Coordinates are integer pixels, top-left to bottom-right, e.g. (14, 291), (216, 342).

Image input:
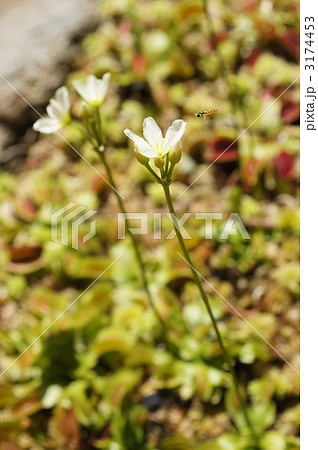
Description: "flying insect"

(196, 109), (218, 118)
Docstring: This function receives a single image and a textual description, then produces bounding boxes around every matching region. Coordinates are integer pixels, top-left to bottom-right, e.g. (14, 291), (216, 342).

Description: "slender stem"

(71, 121), (92, 142)
(164, 155), (169, 177)
(98, 152), (180, 355)
(161, 182), (256, 438)
(145, 163), (161, 182)
(96, 106), (103, 143)
(167, 161), (175, 181)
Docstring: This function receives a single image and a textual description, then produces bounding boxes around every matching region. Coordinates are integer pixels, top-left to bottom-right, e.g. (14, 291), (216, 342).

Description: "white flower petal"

(33, 117), (61, 134)
(46, 87), (70, 120)
(33, 86), (70, 134)
(95, 83), (106, 104)
(143, 117), (163, 147)
(164, 119), (186, 155)
(97, 73), (111, 100)
(86, 75), (97, 101)
(47, 100), (65, 120)
(55, 87), (70, 111)
(135, 146), (157, 158)
(72, 80), (89, 102)
(73, 74), (110, 105)
(103, 72), (111, 86)
(124, 128), (155, 158)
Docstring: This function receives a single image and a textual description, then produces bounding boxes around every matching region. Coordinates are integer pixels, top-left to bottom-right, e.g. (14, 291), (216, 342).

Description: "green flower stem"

(71, 121), (92, 142)
(166, 162), (175, 181)
(96, 106), (103, 143)
(161, 180), (256, 438)
(97, 151), (180, 355)
(145, 163), (161, 182)
(164, 154), (169, 176)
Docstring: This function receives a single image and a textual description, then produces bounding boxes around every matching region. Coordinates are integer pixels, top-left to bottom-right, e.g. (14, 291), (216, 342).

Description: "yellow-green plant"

(34, 75), (255, 439)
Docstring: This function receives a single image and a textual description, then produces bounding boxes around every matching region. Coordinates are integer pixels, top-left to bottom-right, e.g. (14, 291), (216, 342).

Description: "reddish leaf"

(9, 246), (42, 263)
(15, 198), (37, 222)
(281, 100), (300, 124)
(56, 408), (80, 447)
(245, 49), (262, 66)
(206, 137), (239, 163)
(133, 54), (147, 78)
(278, 29), (300, 60)
(13, 396), (42, 418)
(275, 152), (294, 179)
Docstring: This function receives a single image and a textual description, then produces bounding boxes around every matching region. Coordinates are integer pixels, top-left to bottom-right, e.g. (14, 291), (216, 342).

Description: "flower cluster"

(33, 74), (111, 134)
(33, 74), (186, 180)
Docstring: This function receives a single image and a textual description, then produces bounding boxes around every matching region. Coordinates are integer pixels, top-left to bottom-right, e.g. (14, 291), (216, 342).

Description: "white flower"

(124, 117), (186, 159)
(33, 87), (70, 134)
(72, 73), (111, 107)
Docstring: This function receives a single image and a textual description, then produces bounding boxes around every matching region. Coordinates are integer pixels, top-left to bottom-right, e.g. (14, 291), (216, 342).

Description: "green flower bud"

(168, 142), (182, 164)
(154, 156), (164, 168)
(134, 146), (149, 166)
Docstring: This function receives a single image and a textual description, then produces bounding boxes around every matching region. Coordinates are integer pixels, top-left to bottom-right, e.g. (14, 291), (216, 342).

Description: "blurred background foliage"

(0, 0), (299, 448)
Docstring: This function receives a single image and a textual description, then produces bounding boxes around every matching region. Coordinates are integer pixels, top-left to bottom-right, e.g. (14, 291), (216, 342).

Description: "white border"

(301, 0), (318, 447)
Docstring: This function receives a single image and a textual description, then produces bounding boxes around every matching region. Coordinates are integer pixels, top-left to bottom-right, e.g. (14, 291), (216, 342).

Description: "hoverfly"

(196, 109), (218, 118)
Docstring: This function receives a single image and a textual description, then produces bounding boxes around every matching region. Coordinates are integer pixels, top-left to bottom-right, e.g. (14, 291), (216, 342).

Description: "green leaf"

(159, 435), (193, 450)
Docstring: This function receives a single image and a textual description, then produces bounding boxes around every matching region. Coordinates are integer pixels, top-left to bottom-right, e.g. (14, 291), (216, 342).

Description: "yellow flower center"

(154, 140), (165, 157)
